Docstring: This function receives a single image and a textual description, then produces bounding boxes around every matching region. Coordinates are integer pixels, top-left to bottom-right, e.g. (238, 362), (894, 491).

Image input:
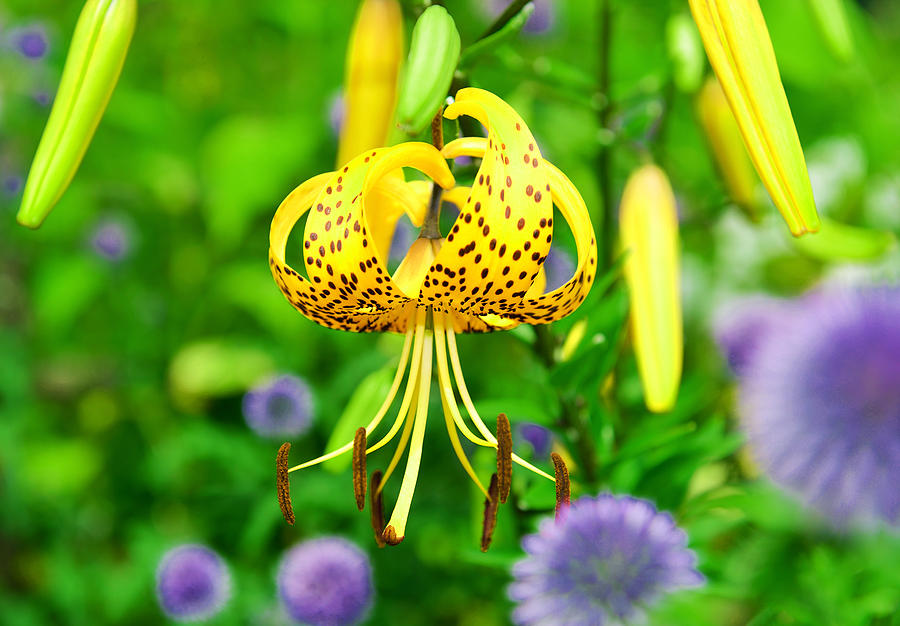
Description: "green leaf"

(322, 365), (394, 473)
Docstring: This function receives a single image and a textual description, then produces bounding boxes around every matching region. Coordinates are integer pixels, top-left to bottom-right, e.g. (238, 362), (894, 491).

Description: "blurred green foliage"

(2, 0), (900, 624)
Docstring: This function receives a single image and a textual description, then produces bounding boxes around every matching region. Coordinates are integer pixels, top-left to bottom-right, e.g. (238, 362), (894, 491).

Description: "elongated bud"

(619, 165), (683, 413)
(666, 13), (705, 93)
(793, 218), (895, 262)
(689, 0), (820, 236)
(337, 0), (403, 166)
(696, 77), (759, 218)
(17, 0), (137, 229)
(807, 0), (854, 63)
(395, 6), (460, 136)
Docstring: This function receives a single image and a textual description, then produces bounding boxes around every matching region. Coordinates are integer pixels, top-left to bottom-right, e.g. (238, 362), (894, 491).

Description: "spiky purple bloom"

(712, 295), (790, 376)
(740, 286), (900, 526)
(14, 28), (48, 59)
(242, 374), (313, 439)
(156, 544), (231, 622)
(277, 537), (373, 626)
(89, 219), (131, 262)
(509, 494), (704, 625)
(515, 422), (553, 460)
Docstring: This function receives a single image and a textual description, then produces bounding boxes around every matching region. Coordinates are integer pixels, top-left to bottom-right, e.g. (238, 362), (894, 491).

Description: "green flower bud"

(395, 6), (461, 135)
(666, 13), (705, 93)
(17, 0), (137, 229)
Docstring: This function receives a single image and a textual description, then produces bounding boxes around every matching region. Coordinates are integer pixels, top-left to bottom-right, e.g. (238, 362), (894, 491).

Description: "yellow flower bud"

(696, 77), (759, 218)
(17, 0), (137, 229)
(689, 0), (820, 236)
(337, 0), (404, 166)
(620, 165), (682, 413)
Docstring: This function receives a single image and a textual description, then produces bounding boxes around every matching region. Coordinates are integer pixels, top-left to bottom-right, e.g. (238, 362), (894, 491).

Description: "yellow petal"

(619, 164), (682, 413)
(422, 88), (553, 316)
(696, 77), (759, 218)
(301, 144), (453, 325)
(337, 0), (403, 166)
(689, 0), (820, 236)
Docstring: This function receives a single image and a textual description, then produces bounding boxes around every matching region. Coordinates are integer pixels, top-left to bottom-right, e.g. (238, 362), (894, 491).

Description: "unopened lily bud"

(792, 218), (895, 262)
(666, 13), (705, 94)
(696, 77), (759, 218)
(337, 0), (404, 166)
(620, 165), (682, 413)
(689, 0), (820, 237)
(807, 0), (854, 63)
(395, 5), (461, 136)
(17, 0), (136, 229)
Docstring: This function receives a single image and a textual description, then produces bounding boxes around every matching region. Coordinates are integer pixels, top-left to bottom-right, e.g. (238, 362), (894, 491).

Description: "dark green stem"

(422, 108), (445, 239)
(597, 0), (615, 271)
(480, 0), (532, 40)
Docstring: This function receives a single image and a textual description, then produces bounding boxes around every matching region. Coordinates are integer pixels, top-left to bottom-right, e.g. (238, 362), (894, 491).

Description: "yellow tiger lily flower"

(271, 88), (596, 546)
(689, 0), (820, 236)
(337, 0), (404, 167)
(619, 164), (682, 413)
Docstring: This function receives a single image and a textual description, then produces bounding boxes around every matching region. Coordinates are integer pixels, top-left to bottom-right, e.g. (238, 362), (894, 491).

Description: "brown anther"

(496, 413), (512, 504)
(551, 452), (570, 520)
(369, 470), (386, 548)
(352, 427), (367, 511)
(481, 473), (501, 552)
(276, 442), (295, 526)
(382, 525), (404, 546)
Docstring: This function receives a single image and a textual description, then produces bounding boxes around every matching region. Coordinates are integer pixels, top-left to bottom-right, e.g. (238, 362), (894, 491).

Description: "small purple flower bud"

(515, 422), (553, 460)
(490, 0), (555, 35)
(509, 494), (704, 625)
(277, 537), (373, 626)
(89, 219), (132, 262)
(15, 28), (49, 59)
(328, 92), (344, 138)
(389, 217), (417, 266)
(156, 544), (231, 622)
(242, 374), (313, 439)
(2, 174), (23, 197)
(542, 247), (575, 292)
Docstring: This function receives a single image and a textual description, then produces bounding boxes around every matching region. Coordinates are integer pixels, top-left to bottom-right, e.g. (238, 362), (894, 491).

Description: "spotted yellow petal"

(269, 172), (412, 332)
(422, 88), (553, 316)
(301, 144), (453, 324)
(619, 165), (682, 413)
(690, 0), (819, 236)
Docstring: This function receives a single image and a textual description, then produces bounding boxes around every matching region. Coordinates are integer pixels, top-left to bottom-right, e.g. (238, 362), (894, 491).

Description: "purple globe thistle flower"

(509, 494), (704, 625)
(712, 294), (791, 376)
(543, 247), (575, 292)
(242, 374), (313, 439)
(277, 537), (373, 626)
(13, 27), (49, 59)
(740, 286), (900, 527)
(515, 422), (553, 460)
(89, 219), (132, 262)
(156, 544), (231, 622)
(489, 0), (555, 35)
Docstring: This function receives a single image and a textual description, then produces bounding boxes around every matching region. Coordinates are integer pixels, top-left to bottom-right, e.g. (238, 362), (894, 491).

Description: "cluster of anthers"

(271, 88), (596, 549)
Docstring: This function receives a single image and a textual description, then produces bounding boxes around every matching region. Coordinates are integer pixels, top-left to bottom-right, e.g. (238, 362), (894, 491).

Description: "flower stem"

(480, 0), (532, 40)
(421, 108), (445, 239)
